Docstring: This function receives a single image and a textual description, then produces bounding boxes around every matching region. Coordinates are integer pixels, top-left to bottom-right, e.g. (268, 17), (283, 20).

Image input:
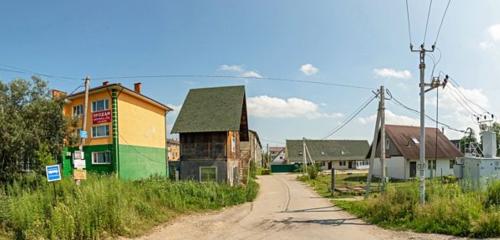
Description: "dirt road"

(138, 174), (458, 240)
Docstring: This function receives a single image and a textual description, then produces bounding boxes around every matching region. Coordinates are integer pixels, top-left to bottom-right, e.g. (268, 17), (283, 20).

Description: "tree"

(0, 77), (67, 182)
(459, 127), (478, 154)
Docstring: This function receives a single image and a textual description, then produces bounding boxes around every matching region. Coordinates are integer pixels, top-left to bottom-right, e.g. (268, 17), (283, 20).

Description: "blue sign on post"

(46, 165), (61, 182)
(80, 130), (88, 139)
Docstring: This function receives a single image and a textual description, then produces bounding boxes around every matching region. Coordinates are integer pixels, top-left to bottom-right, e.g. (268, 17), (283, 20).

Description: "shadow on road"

(282, 206), (343, 213)
(274, 217), (370, 226)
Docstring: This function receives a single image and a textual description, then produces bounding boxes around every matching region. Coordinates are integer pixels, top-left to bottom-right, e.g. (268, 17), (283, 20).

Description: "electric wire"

(322, 94), (378, 139)
(433, 0), (452, 46)
(423, 0), (433, 44)
(0, 64), (79, 80)
(446, 76), (491, 114)
(385, 89), (465, 133)
(405, 0), (414, 46)
(92, 74), (374, 90)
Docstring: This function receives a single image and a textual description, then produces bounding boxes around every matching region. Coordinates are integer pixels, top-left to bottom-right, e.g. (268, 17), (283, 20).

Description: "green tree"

(459, 128), (478, 154)
(0, 77), (67, 181)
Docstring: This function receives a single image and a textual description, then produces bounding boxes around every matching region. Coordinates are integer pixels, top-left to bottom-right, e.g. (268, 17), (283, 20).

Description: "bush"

(334, 180), (500, 238)
(485, 181), (500, 208)
(0, 174), (258, 239)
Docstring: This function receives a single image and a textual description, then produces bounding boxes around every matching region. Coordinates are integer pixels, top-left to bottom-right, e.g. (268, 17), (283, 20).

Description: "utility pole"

(302, 137), (307, 174)
(380, 86), (387, 191)
(411, 44), (449, 204)
(80, 76), (91, 151)
(76, 76), (90, 185)
(365, 87), (382, 197)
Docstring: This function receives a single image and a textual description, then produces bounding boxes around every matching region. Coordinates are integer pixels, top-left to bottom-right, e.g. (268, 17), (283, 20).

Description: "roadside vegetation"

(0, 173), (259, 239)
(300, 172), (500, 238)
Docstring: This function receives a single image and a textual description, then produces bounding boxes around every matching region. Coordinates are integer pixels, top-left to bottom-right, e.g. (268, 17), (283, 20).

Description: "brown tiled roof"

(379, 125), (463, 160)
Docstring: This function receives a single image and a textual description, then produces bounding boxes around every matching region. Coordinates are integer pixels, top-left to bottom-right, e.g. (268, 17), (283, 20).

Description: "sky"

(1, 1), (500, 147)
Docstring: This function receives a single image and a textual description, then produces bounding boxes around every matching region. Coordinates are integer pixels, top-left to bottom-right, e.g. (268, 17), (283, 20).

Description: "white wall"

(372, 157), (406, 179)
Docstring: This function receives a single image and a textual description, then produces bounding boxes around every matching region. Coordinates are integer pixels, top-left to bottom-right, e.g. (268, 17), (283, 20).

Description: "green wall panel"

(118, 144), (166, 180)
(63, 144), (116, 175)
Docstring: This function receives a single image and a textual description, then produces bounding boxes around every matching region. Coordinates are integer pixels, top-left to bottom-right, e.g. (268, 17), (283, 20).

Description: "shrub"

(485, 181), (500, 208)
(0, 174), (258, 239)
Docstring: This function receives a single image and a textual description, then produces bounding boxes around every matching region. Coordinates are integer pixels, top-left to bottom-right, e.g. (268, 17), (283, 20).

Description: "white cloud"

(218, 64), (263, 78)
(488, 24), (500, 41)
(373, 68), (412, 80)
(358, 110), (419, 126)
(247, 95), (342, 119)
(240, 71), (263, 78)
(300, 64), (319, 76)
(479, 24), (500, 50)
(219, 64), (243, 72)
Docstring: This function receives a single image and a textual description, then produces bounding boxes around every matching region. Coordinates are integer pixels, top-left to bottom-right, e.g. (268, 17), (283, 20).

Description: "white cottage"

(370, 125), (463, 180)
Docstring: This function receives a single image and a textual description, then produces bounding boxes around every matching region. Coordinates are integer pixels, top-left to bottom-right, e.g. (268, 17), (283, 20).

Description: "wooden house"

(171, 85), (248, 185)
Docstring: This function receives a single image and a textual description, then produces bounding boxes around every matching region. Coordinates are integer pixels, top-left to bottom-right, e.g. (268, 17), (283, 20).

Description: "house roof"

(172, 85), (246, 133)
(64, 83), (172, 111)
(369, 124), (463, 160)
(249, 130), (262, 148)
(286, 139), (370, 162)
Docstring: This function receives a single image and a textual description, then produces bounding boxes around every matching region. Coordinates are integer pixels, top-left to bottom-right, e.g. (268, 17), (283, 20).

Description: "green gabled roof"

(286, 139), (369, 162)
(172, 85), (246, 133)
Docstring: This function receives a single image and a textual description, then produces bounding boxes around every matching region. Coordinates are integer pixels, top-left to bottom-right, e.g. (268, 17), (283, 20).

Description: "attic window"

(299, 151), (303, 156)
(411, 137), (420, 144)
(321, 151), (325, 155)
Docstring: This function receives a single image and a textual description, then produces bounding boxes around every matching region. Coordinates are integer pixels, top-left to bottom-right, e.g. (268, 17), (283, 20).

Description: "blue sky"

(1, 1), (500, 146)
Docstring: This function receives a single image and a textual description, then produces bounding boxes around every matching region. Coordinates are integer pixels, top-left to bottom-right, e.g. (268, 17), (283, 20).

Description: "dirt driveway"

(137, 174), (460, 240)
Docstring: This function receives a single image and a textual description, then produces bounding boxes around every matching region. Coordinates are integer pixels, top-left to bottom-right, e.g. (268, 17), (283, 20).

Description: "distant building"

(269, 147), (286, 164)
(369, 124), (463, 180)
(286, 139), (369, 170)
(59, 82), (172, 180)
(167, 139), (180, 161)
(172, 85), (249, 185)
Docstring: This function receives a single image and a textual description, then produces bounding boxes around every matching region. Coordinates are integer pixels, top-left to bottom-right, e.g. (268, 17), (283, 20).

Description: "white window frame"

(92, 125), (110, 138)
(92, 99), (109, 112)
(92, 151), (111, 165)
(73, 104), (83, 117)
(199, 166), (217, 182)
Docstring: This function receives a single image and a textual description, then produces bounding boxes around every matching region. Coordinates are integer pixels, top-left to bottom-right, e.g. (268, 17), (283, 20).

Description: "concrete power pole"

(302, 138), (307, 174)
(79, 76), (91, 151)
(380, 86), (386, 191)
(411, 44), (435, 204)
(365, 87), (384, 196)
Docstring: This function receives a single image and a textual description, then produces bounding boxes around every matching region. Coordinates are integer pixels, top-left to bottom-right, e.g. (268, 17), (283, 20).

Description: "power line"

(446, 76), (490, 114)
(0, 63), (79, 80)
(386, 89), (465, 133)
(405, 0), (414, 46)
(322, 94), (378, 139)
(423, 0), (433, 44)
(92, 74), (374, 90)
(433, 0), (452, 46)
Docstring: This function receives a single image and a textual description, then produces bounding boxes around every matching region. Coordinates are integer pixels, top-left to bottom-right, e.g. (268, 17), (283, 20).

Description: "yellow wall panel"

(117, 91), (166, 149)
(63, 90), (113, 146)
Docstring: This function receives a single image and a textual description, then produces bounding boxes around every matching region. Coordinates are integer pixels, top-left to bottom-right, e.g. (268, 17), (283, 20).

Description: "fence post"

(331, 167), (336, 196)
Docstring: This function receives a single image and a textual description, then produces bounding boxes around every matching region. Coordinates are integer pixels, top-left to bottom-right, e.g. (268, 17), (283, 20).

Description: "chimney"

(134, 82), (142, 94)
(102, 81), (109, 86)
(51, 89), (67, 99)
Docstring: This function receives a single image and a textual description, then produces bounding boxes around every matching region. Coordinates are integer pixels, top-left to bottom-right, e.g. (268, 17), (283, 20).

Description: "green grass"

(300, 173), (500, 238)
(0, 174), (259, 240)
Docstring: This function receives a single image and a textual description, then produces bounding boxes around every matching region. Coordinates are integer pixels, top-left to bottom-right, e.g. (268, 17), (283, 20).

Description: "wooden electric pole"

(365, 86), (385, 196)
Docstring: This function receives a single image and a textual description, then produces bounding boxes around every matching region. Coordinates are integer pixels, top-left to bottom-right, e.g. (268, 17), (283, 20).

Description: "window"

(428, 160), (436, 170)
(339, 161), (346, 166)
(73, 104), (83, 117)
(92, 99), (109, 112)
(450, 159), (456, 169)
(386, 138), (390, 150)
(200, 167), (217, 181)
(92, 151), (111, 164)
(92, 125), (109, 138)
(411, 137), (420, 144)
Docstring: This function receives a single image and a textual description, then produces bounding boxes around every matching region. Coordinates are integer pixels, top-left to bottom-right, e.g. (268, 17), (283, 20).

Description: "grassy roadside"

(0, 174), (258, 239)
(299, 172), (500, 238)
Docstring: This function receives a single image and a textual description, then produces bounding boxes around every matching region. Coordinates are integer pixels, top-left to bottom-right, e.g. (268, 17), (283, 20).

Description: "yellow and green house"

(60, 82), (172, 180)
